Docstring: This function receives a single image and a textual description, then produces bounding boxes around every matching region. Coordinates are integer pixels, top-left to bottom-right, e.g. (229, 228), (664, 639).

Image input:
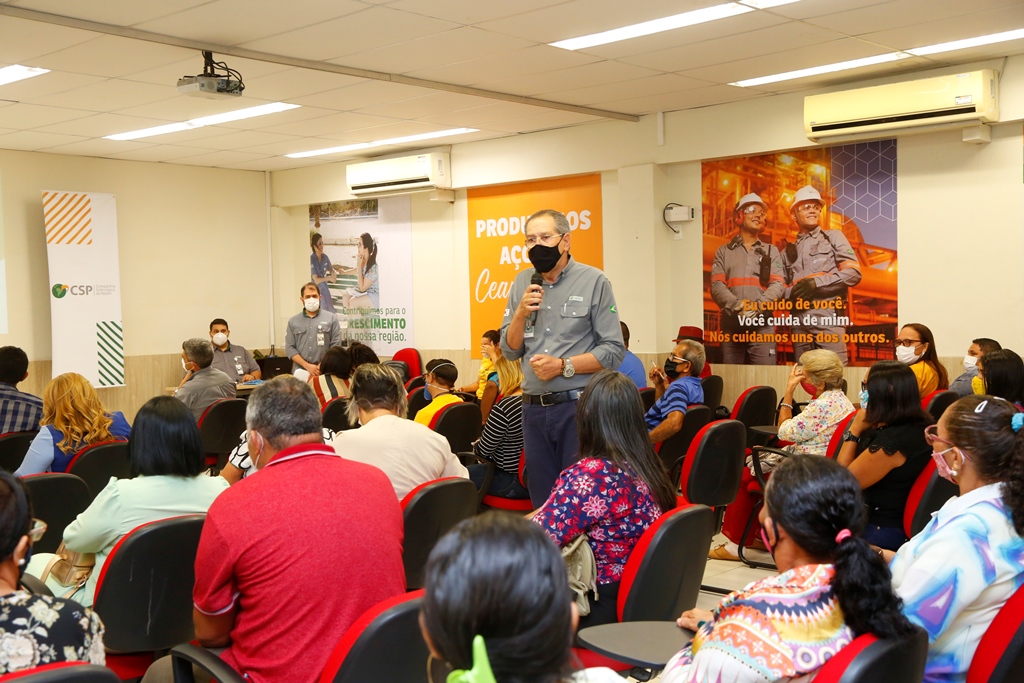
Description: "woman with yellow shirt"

(894, 323), (948, 397)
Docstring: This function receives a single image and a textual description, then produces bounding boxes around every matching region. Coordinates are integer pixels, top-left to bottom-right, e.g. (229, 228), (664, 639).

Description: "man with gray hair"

(174, 337), (235, 421)
(501, 208), (625, 506)
(334, 363), (468, 500)
(187, 376), (405, 682)
(645, 339), (706, 444)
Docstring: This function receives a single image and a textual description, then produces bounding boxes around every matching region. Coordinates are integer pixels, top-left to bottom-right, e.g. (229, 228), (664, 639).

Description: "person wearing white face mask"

(949, 337), (1001, 397)
(883, 395), (1024, 683)
(894, 322), (948, 397)
(208, 318), (261, 383)
(285, 282), (342, 378)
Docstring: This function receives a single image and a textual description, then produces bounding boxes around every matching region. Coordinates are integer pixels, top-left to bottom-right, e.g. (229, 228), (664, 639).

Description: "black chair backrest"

(732, 386), (778, 448)
(93, 515), (205, 652)
(68, 441), (131, 502)
(382, 360), (410, 384)
(326, 595), (429, 683)
(199, 399), (249, 458)
(2, 663), (121, 681)
(620, 504), (716, 622)
(400, 479), (478, 590)
(0, 431), (38, 472)
(701, 375), (724, 410)
(406, 388), (430, 420)
(322, 397), (356, 432)
(908, 469), (959, 537)
(657, 405), (712, 483)
(680, 419), (746, 508)
(822, 627), (928, 683)
(19, 572), (53, 596)
(452, 391), (479, 405)
(639, 387), (656, 413)
(431, 403), (483, 455)
(405, 375), (426, 393)
(21, 474), (91, 554)
(925, 390), (959, 421)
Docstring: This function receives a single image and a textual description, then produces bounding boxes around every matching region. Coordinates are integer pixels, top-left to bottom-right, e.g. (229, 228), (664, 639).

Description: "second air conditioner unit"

(346, 153), (451, 197)
(804, 69), (999, 142)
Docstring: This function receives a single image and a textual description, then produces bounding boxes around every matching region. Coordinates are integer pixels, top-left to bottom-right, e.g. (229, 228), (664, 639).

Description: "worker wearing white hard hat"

(709, 192), (785, 365)
(780, 185), (862, 365)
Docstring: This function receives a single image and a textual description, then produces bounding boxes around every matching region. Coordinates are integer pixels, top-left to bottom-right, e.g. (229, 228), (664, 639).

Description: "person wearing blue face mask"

(414, 359), (463, 427)
(645, 340), (706, 444)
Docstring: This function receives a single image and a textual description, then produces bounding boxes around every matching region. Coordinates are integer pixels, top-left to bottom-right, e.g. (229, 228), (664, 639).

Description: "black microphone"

(528, 270), (544, 328)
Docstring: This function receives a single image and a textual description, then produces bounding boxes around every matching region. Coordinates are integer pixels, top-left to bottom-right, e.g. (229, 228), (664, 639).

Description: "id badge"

(524, 324), (535, 339)
(317, 332), (326, 346)
(235, 363), (245, 376)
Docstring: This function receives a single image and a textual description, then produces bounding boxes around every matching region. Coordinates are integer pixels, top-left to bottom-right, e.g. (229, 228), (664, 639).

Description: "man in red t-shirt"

(142, 376), (405, 683)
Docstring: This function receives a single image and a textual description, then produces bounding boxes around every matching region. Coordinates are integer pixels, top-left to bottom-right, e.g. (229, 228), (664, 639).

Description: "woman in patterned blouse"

(532, 370), (677, 630)
(663, 454), (915, 683)
(0, 471), (105, 675)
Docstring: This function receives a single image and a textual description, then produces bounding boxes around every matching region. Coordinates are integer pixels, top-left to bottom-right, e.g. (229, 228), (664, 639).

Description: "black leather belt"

(524, 389), (585, 406)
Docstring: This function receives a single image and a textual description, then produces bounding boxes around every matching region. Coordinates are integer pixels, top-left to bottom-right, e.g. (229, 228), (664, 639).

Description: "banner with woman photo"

(308, 196), (413, 356)
(701, 141), (898, 367)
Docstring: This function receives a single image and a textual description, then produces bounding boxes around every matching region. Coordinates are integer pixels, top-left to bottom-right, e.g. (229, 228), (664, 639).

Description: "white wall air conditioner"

(804, 70), (998, 142)
(346, 153), (451, 197)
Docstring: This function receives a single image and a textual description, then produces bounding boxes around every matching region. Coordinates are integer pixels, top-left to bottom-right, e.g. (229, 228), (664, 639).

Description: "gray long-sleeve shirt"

(285, 308), (342, 368)
(500, 257), (625, 395)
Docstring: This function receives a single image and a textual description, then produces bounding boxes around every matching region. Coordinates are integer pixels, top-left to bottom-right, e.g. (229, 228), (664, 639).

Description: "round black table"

(577, 621), (695, 669)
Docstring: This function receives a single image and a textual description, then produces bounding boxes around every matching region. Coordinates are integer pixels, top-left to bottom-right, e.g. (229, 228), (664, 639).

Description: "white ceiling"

(0, 0), (1021, 171)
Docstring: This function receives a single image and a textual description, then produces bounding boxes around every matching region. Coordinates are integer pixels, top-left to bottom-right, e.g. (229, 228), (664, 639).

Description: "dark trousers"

(575, 581), (621, 636)
(863, 522), (908, 551)
(522, 400), (580, 507)
(467, 464), (530, 499)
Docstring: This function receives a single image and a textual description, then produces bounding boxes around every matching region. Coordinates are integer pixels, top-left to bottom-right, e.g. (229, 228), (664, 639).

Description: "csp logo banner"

(467, 175), (602, 359)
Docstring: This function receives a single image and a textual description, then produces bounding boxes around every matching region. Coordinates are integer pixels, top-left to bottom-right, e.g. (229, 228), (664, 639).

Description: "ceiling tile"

(859, 6), (1024, 52)
(240, 7), (460, 61)
(28, 79), (174, 112)
(211, 105), (346, 132)
(480, 108), (601, 133)
(401, 45), (599, 87)
(543, 73), (714, 107)
(31, 35), (191, 77)
(0, 71), (103, 102)
(803, 0), (1022, 35)
(338, 27), (534, 75)
(352, 91), (497, 119)
(112, 95), (279, 122)
(6, 0), (209, 26)
(32, 112), (175, 137)
(40, 137), (151, 157)
(387, 0), (570, 25)
(188, 129), (304, 151)
(0, 129), (87, 150)
(240, 69), (364, 101)
(0, 15), (97, 64)
(105, 144), (217, 163)
(257, 111), (404, 137)
(759, 55), (934, 93)
(218, 155), (324, 171)
(231, 136), (358, 156)
(415, 101), (565, 127)
(171, 149), (274, 167)
(592, 83), (765, 114)
(480, 60), (667, 98)
(289, 79), (434, 111)
(766, 0), (895, 20)
(0, 102), (92, 129)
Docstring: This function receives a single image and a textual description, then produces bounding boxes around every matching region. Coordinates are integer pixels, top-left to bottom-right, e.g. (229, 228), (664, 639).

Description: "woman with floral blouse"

(532, 370), (677, 629)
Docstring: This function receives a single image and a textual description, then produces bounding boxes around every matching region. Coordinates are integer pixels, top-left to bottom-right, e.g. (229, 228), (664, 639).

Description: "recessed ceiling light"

(285, 128), (479, 159)
(549, 1), (800, 50)
(104, 102), (300, 141)
(0, 64), (50, 87)
(730, 27), (1024, 87)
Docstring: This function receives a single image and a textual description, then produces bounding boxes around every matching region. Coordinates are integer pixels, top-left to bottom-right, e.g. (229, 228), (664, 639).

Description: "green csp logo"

(51, 284), (68, 298)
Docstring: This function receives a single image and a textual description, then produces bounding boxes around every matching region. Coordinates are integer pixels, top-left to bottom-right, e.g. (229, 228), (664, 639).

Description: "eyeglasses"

(524, 233), (563, 248)
(923, 425), (972, 461)
(741, 206), (765, 217)
(894, 339), (924, 348)
(668, 355), (686, 364)
(795, 203), (822, 212)
(28, 518), (47, 543)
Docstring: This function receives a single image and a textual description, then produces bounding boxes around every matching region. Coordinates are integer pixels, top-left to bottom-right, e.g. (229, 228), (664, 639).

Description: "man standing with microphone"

(500, 209), (625, 507)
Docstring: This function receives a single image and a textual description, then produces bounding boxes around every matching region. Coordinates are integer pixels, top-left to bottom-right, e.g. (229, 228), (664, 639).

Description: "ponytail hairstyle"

(943, 394), (1024, 534)
(764, 454), (915, 639)
(360, 232), (378, 271)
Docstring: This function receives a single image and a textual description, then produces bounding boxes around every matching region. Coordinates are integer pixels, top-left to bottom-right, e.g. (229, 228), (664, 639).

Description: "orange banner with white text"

(467, 175), (603, 359)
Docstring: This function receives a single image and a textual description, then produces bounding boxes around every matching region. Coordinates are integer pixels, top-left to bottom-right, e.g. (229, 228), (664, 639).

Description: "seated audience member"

(674, 326), (713, 379)
(15, 373), (130, 476)
(533, 370), (676, 629)
(950, 337), (1000, 397)
(459, 330), (499, 399)
(26, 397), (227, 607)
(347, 340), (380, 370)
(220, 424), (340, 485)
(616, 321), (648, 389)
(175, 337), (236, 421)
(142, 377), (405, 683)
(885, 395), (1024, 683)
(0, 472), (105, 675)
(837, 360), (933, 550)
(469, 356), (527, 499)
(645, 340), (706, 443)
(976, 349), (1024, 408)
(209, 318), (261, 382)
(421, 514), (624, 683)
(413, 358), (464, 427)
(712, 350), (854, 561)
(478, 333), (503, 422)
(663, 454), (915, 683)
(0, 346), (43, 433)
(895, 323), (948, 397)
(335, 364), (468, 499)
(308, 345), (352, 407)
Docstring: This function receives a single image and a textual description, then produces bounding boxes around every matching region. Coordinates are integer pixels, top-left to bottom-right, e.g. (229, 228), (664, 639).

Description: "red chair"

(967, 582), (1024, 683)
(67, 441), (130, 502)
(729, 386), (778, 448)
(639, 387), (656, 413)
(701, 375), (724, 411)
(903, 460), (959, 539)
(676, 420), (746, 511)
(321, 397), (356, 432)
(197, 398), (248, 469)
(814, 627), (928, 683)
(405, 375), (425, 393)
(92, 515), (206, 680)
(826, 411), (858, 460)
(400, 478), (478, 591)
(20, 473), (91, 554)
(392, 348), (423, 379)
(429, 402), (482, 455)
(318, 591), (428, 683)
(657, 405), (713, 485)
(923, 390), (958, 421)
(481, 450), (532, 512)
(0, 430), (38, 473)
(0, 662), (120, 681)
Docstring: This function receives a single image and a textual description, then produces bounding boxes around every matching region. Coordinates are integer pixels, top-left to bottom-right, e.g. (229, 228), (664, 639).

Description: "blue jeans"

(467, 464), (530, 499)
(522, 400), (580, 508)
(863, 523), (908, 551)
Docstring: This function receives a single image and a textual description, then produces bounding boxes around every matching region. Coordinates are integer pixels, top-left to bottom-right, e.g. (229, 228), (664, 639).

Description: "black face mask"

(664, 358), (681, 379)
(528, 238), (564, 274)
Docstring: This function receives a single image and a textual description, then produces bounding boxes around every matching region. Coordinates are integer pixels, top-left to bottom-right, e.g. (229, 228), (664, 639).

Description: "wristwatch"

(561, 357), (576, 378)
(843, 432), (861, 444)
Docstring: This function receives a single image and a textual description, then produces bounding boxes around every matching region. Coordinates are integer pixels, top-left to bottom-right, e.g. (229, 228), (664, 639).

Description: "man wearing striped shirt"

(645, 340), (706, 444)
(0, 347), (42, 434)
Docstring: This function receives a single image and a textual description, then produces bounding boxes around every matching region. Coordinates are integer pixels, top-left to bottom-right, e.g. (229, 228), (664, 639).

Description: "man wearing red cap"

(673, 326), (712, 379)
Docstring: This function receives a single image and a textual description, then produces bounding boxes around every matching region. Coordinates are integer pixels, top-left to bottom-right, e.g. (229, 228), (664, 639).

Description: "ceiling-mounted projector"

(177, 75), (243, 99)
